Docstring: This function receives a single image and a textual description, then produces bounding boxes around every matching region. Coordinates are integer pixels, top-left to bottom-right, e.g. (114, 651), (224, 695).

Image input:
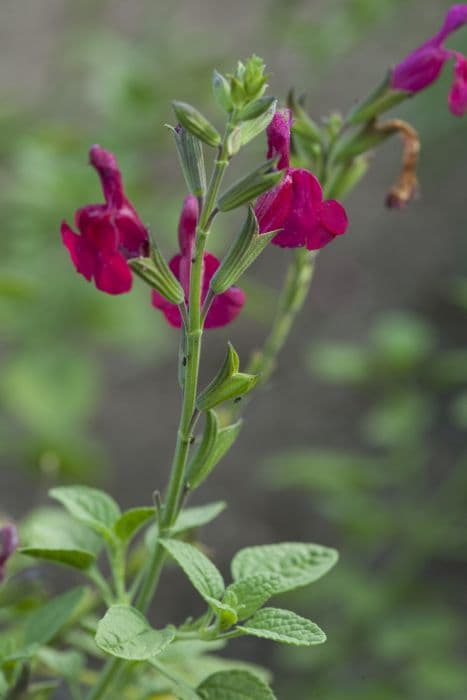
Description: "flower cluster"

(391, 4), (467, 116)
(255, 111), (348, 249)
(61, 122), (348, 328)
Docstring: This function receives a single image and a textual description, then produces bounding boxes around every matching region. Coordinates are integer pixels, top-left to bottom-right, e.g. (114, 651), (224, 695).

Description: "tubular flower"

(152, 195), (246, 329)
(391, 4), (467, 116)
(0, 524), (18, 582)
(255, 111), (348, 250)
(61, 145), (149, 294)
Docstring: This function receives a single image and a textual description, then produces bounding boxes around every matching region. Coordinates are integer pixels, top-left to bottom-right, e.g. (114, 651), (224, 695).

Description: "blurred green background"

(1, 1), (466, 698)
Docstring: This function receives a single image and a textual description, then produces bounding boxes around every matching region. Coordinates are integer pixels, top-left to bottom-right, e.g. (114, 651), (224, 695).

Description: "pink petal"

(438, 4), (467, 40)
(266, 110), (292, 170)
(205, 286), (246, 329)
(272, 169), (322, 249)
(94, 253), (133, 294)
(89, 144), (124, 209)
(320, 200), (348, 236)
(151, 290), (183, 327)
(306, 226), (336, 251)
(115, 205), (150, 258)
(256, 173), (293, 233)
(448, 53), (467, 116)
(61, 221), (96, 281)
(178, 195), (199, 256)
(391, 46), (448, 92)
(76, 208), (119, 254)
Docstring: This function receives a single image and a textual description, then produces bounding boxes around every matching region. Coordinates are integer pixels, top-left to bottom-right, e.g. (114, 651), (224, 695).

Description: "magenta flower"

(255, 111), (348, 250)
(61, 145), (149, 295)
(152, 195), (246, 329)
(0, 524), (18, 582)
(391, 4), (467, 116)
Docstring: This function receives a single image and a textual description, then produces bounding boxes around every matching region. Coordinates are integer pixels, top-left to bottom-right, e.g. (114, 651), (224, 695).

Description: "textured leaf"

(198, 670), (276, 700)
(237, 607), (326, 646)
(172, 502), (227, 535)
(19, 508), (102, 571)
(22, 587), (87, 647)
(231, 542), (338, 593)
(160, 539), (224, 602)
(114, 507), (156, 541)
(50, 486), (121, 537)
(225, 575), (281, 621)
(95, 605), (174, 660)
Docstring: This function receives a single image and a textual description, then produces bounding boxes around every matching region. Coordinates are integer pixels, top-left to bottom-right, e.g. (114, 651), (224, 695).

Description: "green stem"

(247, 248), (316, 381)
(87, 134), (231, 700)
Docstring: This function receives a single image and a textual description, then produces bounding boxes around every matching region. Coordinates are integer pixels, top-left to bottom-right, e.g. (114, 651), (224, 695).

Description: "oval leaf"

(50, 486), (121, 538)
(160, 539), (224, 602)
(95, 605), (174, 660)
(198, 670), (276, 700)
(237, 607), (326, 646)
(114, 507), (156, 541)
(231, 542), (338, 593)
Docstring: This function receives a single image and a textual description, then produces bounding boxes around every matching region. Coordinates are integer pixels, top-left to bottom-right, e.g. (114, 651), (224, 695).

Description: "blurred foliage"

(264, 299), (467, 700)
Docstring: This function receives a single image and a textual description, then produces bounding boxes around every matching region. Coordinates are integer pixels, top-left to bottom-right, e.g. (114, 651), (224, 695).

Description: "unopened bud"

(172, 101), (221, 148)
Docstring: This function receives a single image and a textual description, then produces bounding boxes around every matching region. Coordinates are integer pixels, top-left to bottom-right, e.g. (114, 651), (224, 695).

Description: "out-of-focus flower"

(0, 524), (18, 582)
(391, 4), (467, 116)
(61, 145), (149, 294)
(256, 111), (348, 250)
(152, 196), (245, 328)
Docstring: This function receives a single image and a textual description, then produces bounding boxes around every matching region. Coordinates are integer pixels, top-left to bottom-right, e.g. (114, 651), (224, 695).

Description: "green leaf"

(227, 99), (276, 155)
(198, 670), (276, 700)
(210, 208), (278, 293)
(225, 575), (282, 621)
(113, 507), (156, 541)
(0, 670), (8, 695)
(186, 411), (242, 490)
(160, 539), (224, 602)
(237, 607), (326, 646)
(95, 605), (175, 660)
(19, 508), (102, 570)
(50, 486), (121, 538)
(21, 587), (88, 648)
(231, 542), (338, 594)
(217, 167), (283, 214)
(172, 502), (227, 535)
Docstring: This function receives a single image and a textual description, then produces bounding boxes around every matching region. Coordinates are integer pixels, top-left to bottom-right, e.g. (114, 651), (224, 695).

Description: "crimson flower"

(255, 110), (348, 250)
(152, 195), (246, 329)
(61, 145), (149, 294)
(391, 4), (467, 116)
(0, 524), (18, 582)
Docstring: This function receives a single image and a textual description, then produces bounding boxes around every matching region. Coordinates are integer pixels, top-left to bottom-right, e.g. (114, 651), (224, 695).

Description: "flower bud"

(170, 125), (206, 197)
(217, 160), (283, 213)
(237, 96), (276, 122)
(212, 70), (233, 112)
(210, 207), (277, 294)
(172, 101), (221, 148)
(197, 343), (259, 411)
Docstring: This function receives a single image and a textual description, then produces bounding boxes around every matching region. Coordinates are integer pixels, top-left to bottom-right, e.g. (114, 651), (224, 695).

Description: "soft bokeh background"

(1, 1), (466, 698)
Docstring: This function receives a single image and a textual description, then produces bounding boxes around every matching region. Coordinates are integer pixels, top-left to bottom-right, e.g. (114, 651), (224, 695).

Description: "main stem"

(87, 138), (230, 700)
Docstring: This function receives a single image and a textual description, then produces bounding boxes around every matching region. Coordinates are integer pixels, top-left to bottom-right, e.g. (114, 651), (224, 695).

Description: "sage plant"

(1, 6), (466, 699)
